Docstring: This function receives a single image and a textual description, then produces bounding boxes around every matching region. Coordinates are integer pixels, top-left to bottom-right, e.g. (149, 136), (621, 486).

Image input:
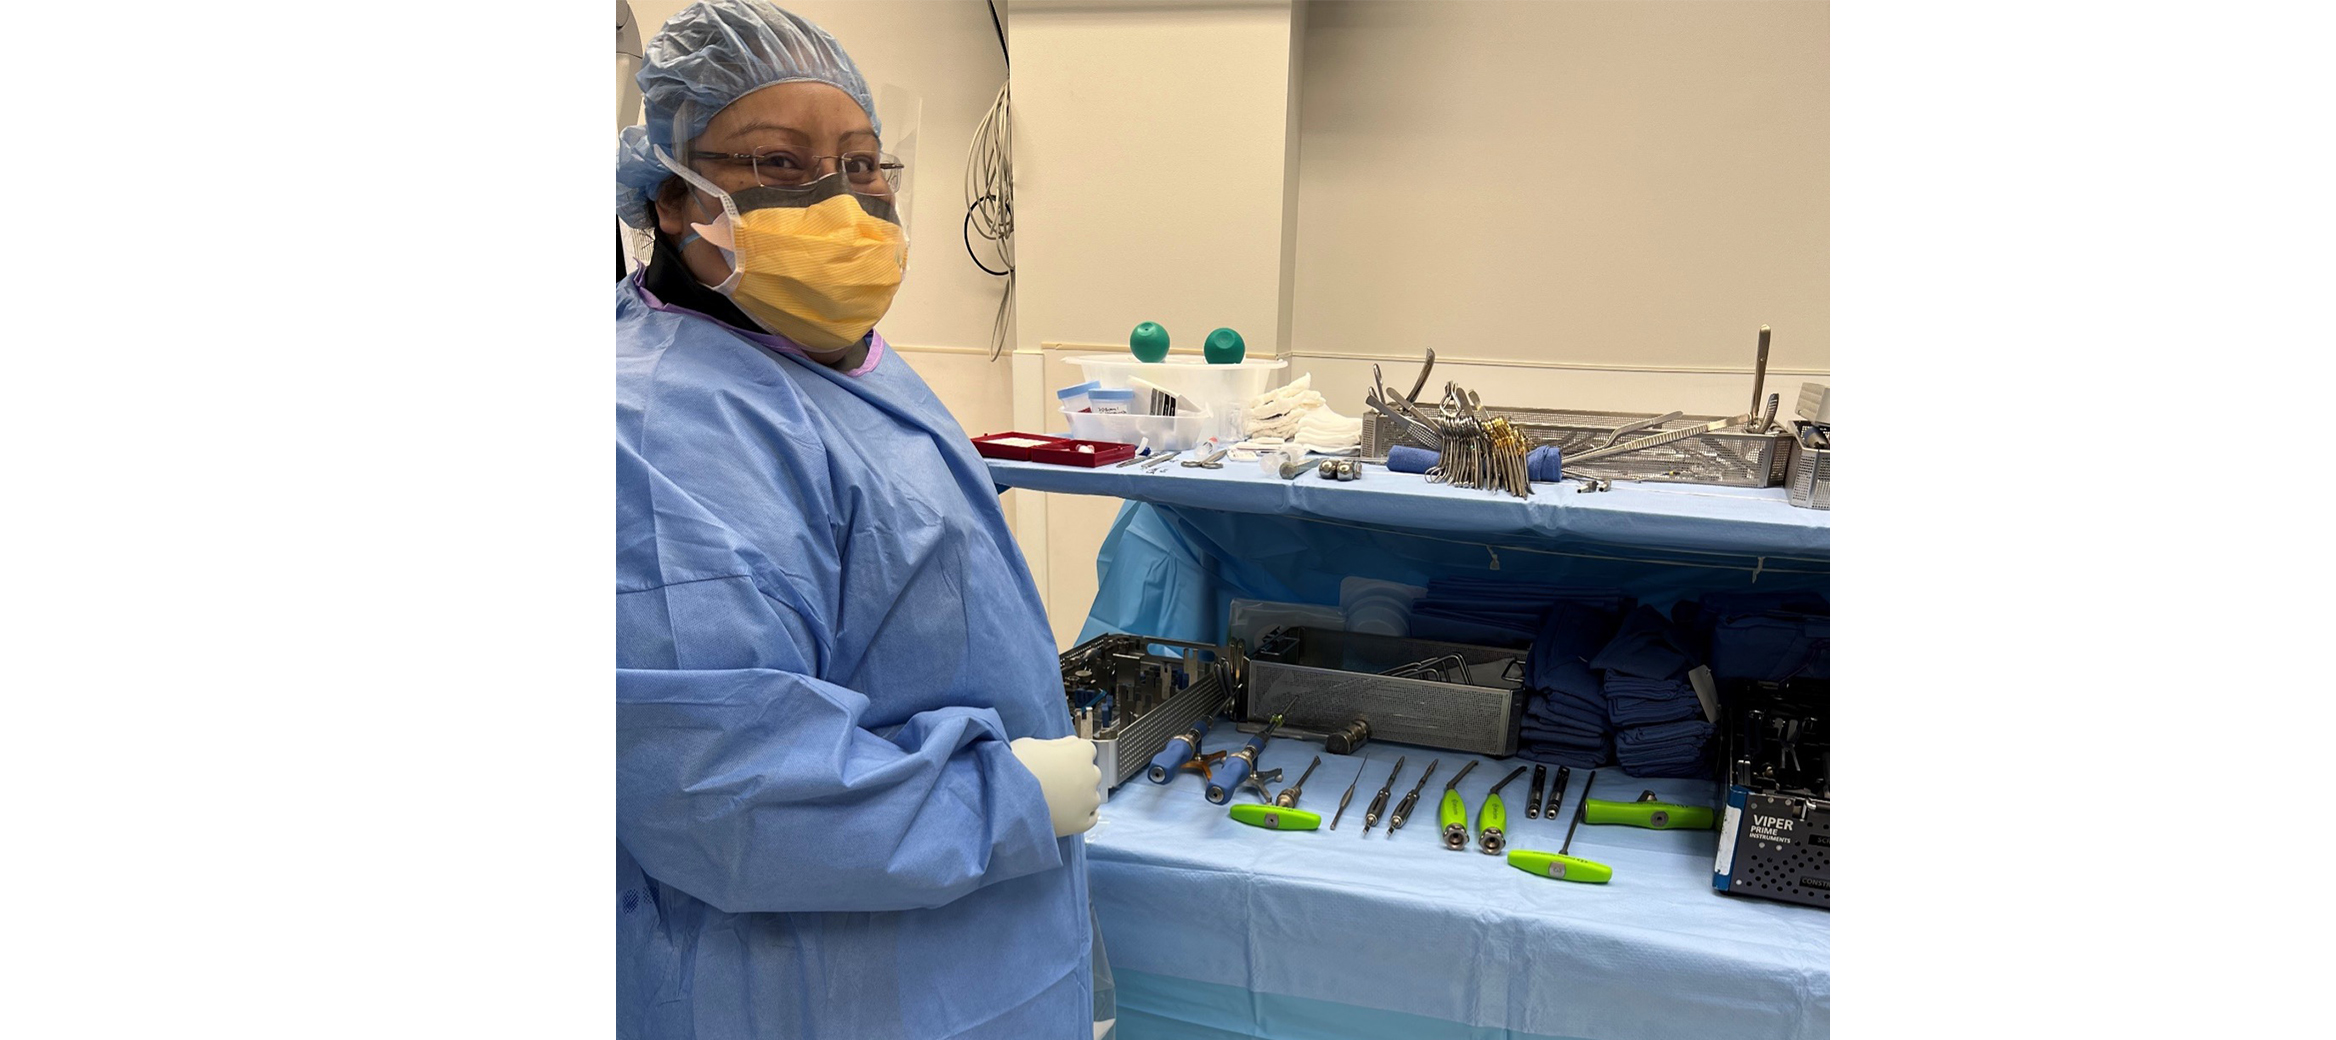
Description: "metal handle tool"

(1362, 756), (1405, 833)
(1146, 718), (1212, 784)
(1549, 766), (1571, 820)
(1477, 766), (1528, 855)
(1436, 759), (1481, 851)
(1140, 450), (1185, 471)
(1112, 437), (1155, 467)
(1567, 413), (1754, 466)
(1525, 764), (1548, 818)
(1330, 757), (1368, 830)
(1747, 325), (1771, 427)
(1756, 393), (1780, 436)
(1583, 789), (1718, 830)
(1181, 448), (1231, 469)
(1206, 714), (1281, 805)
(1594, 412), (1684, 450)
(1275, 756), (1322, 808)
(1230, 764), (1321, 831)
(1387, 758), (1439, 837)
(1404, 349), (1437, 405)
(1506, 769), (1613, 883)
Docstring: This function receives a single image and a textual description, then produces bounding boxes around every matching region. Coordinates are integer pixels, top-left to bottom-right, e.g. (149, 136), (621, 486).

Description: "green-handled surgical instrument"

(1583, 789), (1718, 830)
(1507, 770), (1613, 883)
(1477, 766), (1528, 855)
(1436, 760), (1481, 851)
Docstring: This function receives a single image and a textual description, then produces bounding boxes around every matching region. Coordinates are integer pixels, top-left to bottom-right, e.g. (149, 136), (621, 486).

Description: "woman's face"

(656, 81), (885, 285)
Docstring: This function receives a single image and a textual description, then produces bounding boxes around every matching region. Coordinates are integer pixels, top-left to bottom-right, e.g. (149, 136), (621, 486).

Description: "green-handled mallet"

(1583, 790), (1718, 830)
(1437, 760), (1480, 851)
(1477, 766), (1528, 855)
(1507, 769), (1613, 883)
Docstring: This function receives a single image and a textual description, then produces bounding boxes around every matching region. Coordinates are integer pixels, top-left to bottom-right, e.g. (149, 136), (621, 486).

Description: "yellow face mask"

(660, 148), (909, 352)
(719, 192), (907, 352)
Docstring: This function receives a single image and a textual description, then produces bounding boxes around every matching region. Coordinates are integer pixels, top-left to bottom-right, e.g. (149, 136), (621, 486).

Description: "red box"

(972, 432), (1071, 462)
(1030, 438), (1140, 468)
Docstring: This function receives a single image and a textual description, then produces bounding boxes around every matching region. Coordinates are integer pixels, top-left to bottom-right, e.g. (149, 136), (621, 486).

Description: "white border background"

(9, 1), (2331, 1036)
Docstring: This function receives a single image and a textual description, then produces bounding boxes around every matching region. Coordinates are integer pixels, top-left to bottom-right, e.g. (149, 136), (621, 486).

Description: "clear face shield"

(654, 88), (918, 351)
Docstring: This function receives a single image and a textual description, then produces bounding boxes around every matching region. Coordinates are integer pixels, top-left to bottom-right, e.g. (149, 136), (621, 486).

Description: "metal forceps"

(1180, 448), (1231, 469)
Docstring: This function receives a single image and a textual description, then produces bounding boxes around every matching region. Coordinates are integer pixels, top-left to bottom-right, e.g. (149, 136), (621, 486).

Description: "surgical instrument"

(1593, 411), (1683, 450)
(1403, 348), (1437, 405)
(1230, 763), (1321, 831)
(1147, 718), (1213, 784)
(1746, 325), (1771, 432)
(1322, 717), (1371, 756)
(1181, 448), (1231, 469)
(1140, 450), (1184, 471)
(1478, 766), (1528, 855)
(1329, 757), (1368, 830)
(1548, 767), (1571, 822)
(1507, 770), (1613, 883)
(1275, 756), (1322, 809)
(1362, 756), (1405, 833)
(1567, 412), (1756, 466)
(1526, 764), (1548, 818)
(1239, 768), (1283, 805)
(1386, 758), (1439, 838)
(1206, 713), (1282, 805)
(1437, 759), (1481, 851)
(1113, 437), (1154, 467)
(1584, 789), (1718, 830)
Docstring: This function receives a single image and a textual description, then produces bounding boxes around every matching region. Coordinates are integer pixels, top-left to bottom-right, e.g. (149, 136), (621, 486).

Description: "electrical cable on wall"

(967, 1), (1013, 359)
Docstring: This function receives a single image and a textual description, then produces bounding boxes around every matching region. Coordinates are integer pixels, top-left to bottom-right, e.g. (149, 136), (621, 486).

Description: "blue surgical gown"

(617, 277), (1094, 1039)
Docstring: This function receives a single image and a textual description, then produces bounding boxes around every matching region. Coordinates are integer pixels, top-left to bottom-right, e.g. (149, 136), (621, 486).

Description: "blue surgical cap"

(616, 0), (879, 229)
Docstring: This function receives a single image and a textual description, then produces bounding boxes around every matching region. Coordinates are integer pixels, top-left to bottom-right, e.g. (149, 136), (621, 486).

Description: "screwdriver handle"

(1230, 804), (1320, 831)
(1507, 849), (1612, 883)
(1582, 797), (1716, 830)
(1438, 789), (1469, 849)
(1147, 721), (1210, 784)
(1207, 749), (1256, 805)
(1477, 791), (1508, 853)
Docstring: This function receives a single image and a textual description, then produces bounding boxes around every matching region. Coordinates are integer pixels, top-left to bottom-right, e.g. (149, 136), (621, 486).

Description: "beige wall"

(1292, 0), (1830, 376)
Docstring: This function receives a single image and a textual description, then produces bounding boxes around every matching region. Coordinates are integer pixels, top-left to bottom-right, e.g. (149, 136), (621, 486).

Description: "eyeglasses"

(690, 148), (905, 192)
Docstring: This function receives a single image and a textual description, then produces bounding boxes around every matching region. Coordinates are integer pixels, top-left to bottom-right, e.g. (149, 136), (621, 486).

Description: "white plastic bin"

(1062, 407), (1217, 452)
(1068, 354), (1288, 442)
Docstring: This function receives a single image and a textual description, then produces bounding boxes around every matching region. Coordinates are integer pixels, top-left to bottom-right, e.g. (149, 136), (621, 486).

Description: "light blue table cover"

(1089, 734), (1830, 1040)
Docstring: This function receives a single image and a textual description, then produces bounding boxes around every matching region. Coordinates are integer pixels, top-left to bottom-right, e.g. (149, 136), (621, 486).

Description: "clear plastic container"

(1062, 407), (1217, 451)
(1068, 354), (1289, 442)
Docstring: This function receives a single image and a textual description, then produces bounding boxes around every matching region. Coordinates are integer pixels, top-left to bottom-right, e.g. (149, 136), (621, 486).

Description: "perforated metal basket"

(1364, 408), (1793, 488)
(1786, 426), (1830, 510)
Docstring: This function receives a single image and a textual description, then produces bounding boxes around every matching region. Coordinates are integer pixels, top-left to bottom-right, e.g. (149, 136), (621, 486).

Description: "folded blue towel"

(1590, 606), (1700, 680)
(1527, 445), (1562, 482)
(1614, 720), (1717, 778)
(1602, 675), (1703, 727)
(1386, 444), (1438, 474)
(1528, 602), (1620, 698)
(1517, 743), (1611, 769)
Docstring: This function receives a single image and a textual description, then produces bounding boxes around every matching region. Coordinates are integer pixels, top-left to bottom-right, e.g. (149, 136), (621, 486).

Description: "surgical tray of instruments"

(1060, 634), (1234, 790)
(1364, 407), (1792, 488)
(1236, 627), (1529, 757)
(1713, 679), (1830, 909)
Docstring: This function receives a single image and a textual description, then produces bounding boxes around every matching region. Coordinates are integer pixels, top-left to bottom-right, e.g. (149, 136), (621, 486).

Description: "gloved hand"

(1010, 736), (1104, 837)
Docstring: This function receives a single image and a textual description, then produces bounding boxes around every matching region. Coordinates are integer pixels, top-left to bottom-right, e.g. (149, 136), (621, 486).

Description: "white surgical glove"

(1010, 736), (1104, 836)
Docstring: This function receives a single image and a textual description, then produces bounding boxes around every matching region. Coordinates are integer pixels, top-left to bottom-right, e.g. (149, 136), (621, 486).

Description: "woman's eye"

(757, 153), (803, 169)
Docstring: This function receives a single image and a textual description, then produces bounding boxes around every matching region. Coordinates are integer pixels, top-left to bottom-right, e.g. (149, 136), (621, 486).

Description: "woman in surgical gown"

(613, 4), (1109, 1038)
